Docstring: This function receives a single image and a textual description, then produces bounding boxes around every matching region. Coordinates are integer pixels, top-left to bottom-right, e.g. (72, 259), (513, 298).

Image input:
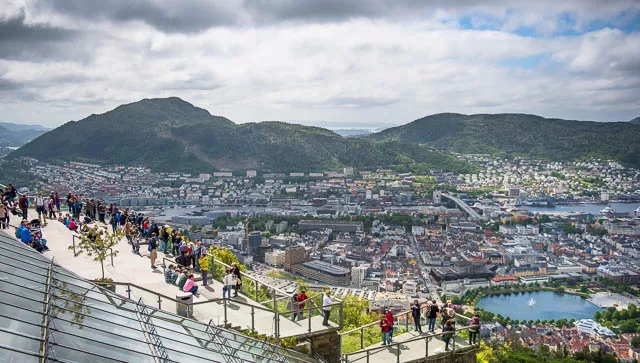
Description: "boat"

(600, 206), (615, 216)
(528, 298), (536, 307)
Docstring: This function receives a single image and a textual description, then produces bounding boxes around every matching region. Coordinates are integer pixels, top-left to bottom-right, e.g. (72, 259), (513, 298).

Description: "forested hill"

(10, 97), (469, 173)
(366, 113), (640, 168)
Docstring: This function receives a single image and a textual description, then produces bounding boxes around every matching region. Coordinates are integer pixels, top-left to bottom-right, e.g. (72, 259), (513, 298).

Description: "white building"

(351, 265), (369, 288)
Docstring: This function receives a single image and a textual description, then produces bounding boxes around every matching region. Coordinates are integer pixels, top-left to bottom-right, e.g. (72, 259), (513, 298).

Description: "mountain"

(366, 113), (640, 168)
(11, 98), (469, 173)
(0, 122), (50, 148)
(630, 117), (640, 124)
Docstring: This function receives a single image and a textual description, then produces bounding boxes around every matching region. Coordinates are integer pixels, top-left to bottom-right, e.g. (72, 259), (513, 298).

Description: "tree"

(632, 337), (640, 348)
(70, 226), (122, 280)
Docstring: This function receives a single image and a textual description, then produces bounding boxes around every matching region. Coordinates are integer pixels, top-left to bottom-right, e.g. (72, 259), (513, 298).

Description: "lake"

(476, 290), (601, 321)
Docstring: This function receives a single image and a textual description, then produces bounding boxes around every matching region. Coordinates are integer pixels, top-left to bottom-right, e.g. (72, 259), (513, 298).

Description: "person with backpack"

(427, 300), (439, 333)
(290, 292), (300, 320)
(296, 290), (308, 320)
(148, 232), (158, 269)
(443, 320), (455, 351)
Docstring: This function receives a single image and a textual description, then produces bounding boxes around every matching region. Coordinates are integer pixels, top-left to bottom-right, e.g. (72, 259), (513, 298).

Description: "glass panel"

(0, 330), (41, 355)
(0, 316), (42, 337)
(54, 319), (152, 355)
(0, 349), (40, 363)
(51, 331), (155, 363)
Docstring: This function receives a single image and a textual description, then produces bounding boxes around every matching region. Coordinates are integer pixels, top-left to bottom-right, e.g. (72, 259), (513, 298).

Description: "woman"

(468, 313), (480, 345)
(183, 274), (200, 297)
(443, 320), (455, 351)
(380, 317), (391, 345)
(411, 299), (423, 333)
(223, 269), (235, 299)
(0, 202), (8, 229)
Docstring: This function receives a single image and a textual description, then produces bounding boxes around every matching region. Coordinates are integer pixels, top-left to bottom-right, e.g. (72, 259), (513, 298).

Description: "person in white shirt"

(322, 291), (333, 326)
(34, 193), (46, 225)
(223, 269), (235, 299)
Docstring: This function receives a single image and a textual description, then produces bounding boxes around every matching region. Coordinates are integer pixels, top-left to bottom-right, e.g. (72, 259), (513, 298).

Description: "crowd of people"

(379, 300), (481, 350)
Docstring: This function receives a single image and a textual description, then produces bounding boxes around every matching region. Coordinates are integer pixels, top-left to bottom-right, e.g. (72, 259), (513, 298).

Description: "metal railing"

(339, 309), (478, 361)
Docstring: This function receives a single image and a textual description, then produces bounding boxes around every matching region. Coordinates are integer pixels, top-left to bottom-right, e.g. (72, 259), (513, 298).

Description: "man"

(34, 193), (46, 225)
(427, 300), (439, 333)
(18, 193), (29, 219)
(231, 262), (242, 297)
(296, 289), (308, 320)
(385, 308), (395, 343)
(198, 251), (210, 286)
(322, 290), (333, 326)
(148, 232), (158, 269)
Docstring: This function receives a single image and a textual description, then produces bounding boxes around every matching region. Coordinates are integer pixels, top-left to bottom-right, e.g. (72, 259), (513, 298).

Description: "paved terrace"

(4, 219), (339, 339)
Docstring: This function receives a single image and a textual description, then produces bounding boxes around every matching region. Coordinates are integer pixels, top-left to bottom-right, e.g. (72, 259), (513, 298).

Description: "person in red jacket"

(296, 290), (308, 320)
(380, 317), (391, 345)
(385, 308), (395, 343)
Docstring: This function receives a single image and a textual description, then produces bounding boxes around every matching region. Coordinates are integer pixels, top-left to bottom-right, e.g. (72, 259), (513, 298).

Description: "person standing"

(19, 193), (29, 219)
(296, 290), (308, 320)
(98, 202), (106, 223)
(223, 269), (234, 299)
(468, 313), (480, 345)
(148, 232), (158, 269)
(322, 291), (333, 326)
(412, 300), (423, 333)
(380, 317), (391, 346)
(231, 262), (242, 297)
(54, 192), (60, 212)
(385, 308), (395, 343)
(198, 251), (209, 286)
(427, 300), (439, 333)
(0, 202), (8, 229)
(290, 292), (300, 320)
(443, 320), (455, 351)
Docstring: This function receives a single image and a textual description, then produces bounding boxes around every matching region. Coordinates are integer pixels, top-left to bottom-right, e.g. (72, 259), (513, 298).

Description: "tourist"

(427, 300), (439, 333)
(380, 317), (391, 346)
(322, 290), (333, 326)
(35, 193), (45, 224)
(183, 274), (200, 297)
(385, 308), (395, 343)
(148, 232), (158, 269)
(468, 313), (480, 345)
(297, 289), (308, 320)
(412, 299), (423, 333)
(193, 241), (201, 270)
(0, 202), (8, 229)
(68, 218), (77, 231)
(176, 270), (188, 290)
(170, 267), (179, 284)
(290, 292), (300, 320)
(54, 192), (60, 212)
(20, 221), (32, 244)
(231, 262), (242, 297)
(98, 202), (106, 223)
(47, 197), (56, 220)
(443, 320), (455, 351)
(109, 213), (118, 233)
(18, 193), (29, 219)
(223, 268), (235, 299)
(198, 251), (209, 286)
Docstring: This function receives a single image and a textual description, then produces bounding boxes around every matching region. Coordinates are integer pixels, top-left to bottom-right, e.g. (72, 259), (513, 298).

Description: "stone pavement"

(3, 220), (337, 338)
(344, 331), (472, 363)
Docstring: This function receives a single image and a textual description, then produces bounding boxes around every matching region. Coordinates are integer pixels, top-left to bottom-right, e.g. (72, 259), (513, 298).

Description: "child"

(176, 269), (188, 290)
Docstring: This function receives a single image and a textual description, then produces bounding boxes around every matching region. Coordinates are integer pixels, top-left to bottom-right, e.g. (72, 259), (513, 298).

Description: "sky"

(0, 0), (639, 128)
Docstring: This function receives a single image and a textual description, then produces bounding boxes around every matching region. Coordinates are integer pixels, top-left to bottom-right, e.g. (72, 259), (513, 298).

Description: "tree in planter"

(69, 226), (122, 282)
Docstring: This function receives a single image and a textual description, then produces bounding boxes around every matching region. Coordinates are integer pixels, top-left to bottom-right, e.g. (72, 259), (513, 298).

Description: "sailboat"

(528, 297), (536, 307)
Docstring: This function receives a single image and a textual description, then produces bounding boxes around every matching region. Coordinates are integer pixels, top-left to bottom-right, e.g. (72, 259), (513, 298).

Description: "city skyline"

(1, 0), (639, 127)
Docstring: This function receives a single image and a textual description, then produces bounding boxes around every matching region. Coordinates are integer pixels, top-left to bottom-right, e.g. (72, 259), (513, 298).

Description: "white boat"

(634, 207), (640, 218)
(528, 298), (536, 307)
(600, 206), (615, 216)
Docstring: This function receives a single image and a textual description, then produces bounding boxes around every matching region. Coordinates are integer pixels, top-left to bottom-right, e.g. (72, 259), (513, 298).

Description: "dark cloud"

(0, 76), (22, 91)
(0, 10), (80, 61)
(39, 0), (239, 33)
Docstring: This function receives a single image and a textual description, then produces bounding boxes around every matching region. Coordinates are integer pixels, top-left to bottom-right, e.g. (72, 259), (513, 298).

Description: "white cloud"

(0, 0), (639, 126)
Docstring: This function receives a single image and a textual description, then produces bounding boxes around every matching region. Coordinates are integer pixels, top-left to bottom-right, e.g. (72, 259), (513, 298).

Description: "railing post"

(339, 301), (344, 329)
(275, 310), (280, 340)
(405, 313), (409, 332)
(251, 306), (255, 331)
(452, 328), (456, 353)
(223, 296), (228, 327)
(360, 327), (364, 349)
(126, 283), (131, 299)
(157, 295), (162, 310)
(396, 342), (400, 363)
(254, 279), (258, 301)
(425, 335), (429, 358)
(366, 350), (370, 363)
(308, 306), (312, 334)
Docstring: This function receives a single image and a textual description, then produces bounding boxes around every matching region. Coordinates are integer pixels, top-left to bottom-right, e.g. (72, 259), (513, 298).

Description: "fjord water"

(476, 291), (601, 321)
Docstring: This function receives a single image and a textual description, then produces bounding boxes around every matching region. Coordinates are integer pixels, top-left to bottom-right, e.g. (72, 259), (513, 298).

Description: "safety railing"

(339, 308), (477, 359)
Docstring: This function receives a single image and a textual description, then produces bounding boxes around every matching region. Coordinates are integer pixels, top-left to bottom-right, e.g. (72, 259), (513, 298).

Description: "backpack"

(148, 237), (156, 251)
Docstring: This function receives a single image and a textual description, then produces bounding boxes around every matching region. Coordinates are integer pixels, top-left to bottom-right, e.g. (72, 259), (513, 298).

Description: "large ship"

(600, 205), (615, 216)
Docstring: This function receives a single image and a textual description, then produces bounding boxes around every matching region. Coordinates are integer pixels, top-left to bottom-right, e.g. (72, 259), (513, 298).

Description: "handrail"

(339, 308), (414, 336)
(342, 325), (478, 361)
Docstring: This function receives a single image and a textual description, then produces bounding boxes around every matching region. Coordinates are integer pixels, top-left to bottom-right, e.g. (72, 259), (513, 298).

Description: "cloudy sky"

(1, 0), (639, 128)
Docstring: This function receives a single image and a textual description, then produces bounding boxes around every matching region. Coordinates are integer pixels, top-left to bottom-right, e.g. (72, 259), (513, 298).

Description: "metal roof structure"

(0, 233), (318, 363)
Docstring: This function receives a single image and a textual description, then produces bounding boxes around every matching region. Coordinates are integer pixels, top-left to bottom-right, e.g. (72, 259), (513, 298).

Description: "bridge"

(441, 192), (484, 221)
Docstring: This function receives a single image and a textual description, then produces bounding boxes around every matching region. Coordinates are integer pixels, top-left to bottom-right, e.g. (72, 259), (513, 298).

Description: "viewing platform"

(4, 219), (341, 341)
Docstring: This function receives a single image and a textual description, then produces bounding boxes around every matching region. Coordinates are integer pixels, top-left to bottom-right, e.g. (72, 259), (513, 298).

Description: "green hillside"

(367, 113), (640, 168)
(11, 98), (468, 173)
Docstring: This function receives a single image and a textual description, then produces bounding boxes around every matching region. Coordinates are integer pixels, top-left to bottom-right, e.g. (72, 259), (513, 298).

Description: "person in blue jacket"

(20, 221), (33, 244)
